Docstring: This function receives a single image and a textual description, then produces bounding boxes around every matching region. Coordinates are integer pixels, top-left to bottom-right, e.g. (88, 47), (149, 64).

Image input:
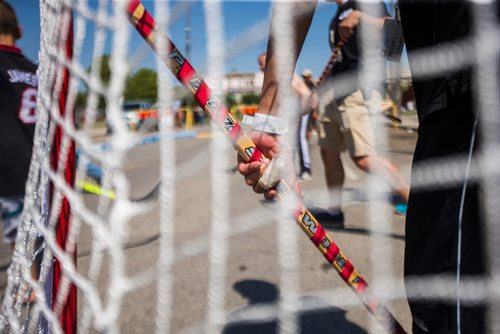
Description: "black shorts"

(405, 92), (486, 333)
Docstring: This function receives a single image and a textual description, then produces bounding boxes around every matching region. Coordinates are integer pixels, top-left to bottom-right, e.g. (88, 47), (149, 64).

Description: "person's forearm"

(259, 1), (318, 116)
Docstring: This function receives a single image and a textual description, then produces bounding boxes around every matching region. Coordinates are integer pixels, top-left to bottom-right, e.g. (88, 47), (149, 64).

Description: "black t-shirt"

(329, 0), (390, 78)
(0, 45), (38, 197)
(399, 1), (482, 122)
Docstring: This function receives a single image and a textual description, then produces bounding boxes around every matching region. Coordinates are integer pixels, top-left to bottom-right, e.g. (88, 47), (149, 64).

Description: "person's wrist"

(353, 10), (361, 21)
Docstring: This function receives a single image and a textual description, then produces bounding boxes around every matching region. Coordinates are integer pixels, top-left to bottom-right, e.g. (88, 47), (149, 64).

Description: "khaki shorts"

(318, 90), (379, 158)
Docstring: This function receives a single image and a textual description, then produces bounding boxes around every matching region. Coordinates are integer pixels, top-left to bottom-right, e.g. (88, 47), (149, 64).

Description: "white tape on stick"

(242, 113), (288, 134)
(257, 153), (287, 190)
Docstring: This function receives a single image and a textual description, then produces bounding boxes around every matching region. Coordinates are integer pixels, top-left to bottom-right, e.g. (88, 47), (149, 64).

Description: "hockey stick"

(127, 2), (405, 333)
(383, 111), (403, 124)
(316, 41), (345, 87)
(76, 178), (160, 204)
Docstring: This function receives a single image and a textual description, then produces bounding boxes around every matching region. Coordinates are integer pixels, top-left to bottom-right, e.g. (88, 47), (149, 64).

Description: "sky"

(11, 0), (401, 79)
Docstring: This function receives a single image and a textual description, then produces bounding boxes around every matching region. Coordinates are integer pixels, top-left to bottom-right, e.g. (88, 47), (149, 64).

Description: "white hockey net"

(0, 0), (498, 333)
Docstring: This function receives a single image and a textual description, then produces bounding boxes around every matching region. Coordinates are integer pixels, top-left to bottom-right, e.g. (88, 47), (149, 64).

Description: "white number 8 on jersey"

(18, 87), (37, 124)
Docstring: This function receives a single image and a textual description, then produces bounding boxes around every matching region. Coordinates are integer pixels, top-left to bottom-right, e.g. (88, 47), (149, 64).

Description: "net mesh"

(0, 0), (498, 333)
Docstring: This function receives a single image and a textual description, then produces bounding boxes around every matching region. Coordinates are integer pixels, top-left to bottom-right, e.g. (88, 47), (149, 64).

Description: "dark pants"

(405, 93), (486, 334)
(297, 112), (311, 174)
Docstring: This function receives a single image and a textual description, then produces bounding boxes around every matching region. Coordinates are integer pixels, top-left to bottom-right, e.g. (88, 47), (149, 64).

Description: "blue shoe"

(394, 202), (407, 215)
(390, 194), (407, 215)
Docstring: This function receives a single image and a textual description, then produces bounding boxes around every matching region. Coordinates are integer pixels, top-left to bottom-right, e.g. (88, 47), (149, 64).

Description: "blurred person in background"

(301, 69), (320, 142)
(239, 1), (410, 230)
(256, 52), (316, 181)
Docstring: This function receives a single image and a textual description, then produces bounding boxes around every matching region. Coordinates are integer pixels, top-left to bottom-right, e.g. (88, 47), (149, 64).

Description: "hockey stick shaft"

(127, 2), (405, 333)
(316, 42), (344, 87)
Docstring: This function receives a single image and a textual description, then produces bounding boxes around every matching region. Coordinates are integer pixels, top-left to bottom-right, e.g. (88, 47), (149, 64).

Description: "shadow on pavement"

(223, 279), (366, 334)
(329, 226), (405, 242)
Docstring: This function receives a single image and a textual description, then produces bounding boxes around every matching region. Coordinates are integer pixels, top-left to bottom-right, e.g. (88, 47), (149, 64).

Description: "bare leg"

(352, 155), (410, 203)
(320, 148), (345, 212)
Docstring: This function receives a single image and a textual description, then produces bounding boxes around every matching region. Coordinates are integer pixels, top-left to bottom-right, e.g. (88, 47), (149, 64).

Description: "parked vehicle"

(107, 101), (159, 134)
(122, 101), (159, 132)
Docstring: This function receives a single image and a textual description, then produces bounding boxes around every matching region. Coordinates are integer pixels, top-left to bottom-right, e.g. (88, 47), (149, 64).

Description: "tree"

(98, 54), (112, 84)
(241, 93), (260, 105)
(225, 93), (237, 109)
(181, 94), (196, 108)
(77, 55), (112, 110)
(76, 56), (159, 110)
(124, 68), (158, 102)
(75, 91), (87, 109)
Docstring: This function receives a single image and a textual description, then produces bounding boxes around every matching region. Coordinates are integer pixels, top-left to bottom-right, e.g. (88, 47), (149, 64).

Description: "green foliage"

(181, 94), (196, 108)
(99, 55), (112, 84)
(84, 55), (158, 105)
(225, 93), (237, 108)
(78, 55), (112, 109)
(241, 93), (260, 105)
(124, 68), (158, 102)
(75, 91), (88, 108)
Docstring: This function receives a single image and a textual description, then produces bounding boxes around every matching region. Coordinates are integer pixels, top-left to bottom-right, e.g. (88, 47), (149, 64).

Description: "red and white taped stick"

(316, 40), (345, 87)
(127, 2), (405, 333)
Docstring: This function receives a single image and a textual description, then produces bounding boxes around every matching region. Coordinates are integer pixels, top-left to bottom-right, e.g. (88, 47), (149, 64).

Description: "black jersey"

(399, 0), (476, 123)
(0, 44), (38, 197)
(329, 1), (390, 80)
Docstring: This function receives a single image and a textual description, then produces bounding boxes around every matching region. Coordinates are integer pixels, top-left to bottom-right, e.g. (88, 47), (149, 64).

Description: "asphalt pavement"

(0, 113), (419, 333)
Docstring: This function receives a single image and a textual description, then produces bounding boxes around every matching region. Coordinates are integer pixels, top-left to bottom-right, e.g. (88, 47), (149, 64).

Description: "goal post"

(1, 1), (498, 333)
(49, 7), (77, 334)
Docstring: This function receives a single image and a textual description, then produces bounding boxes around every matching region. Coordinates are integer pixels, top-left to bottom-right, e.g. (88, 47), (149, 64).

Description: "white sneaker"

(299, 171), (312, 181)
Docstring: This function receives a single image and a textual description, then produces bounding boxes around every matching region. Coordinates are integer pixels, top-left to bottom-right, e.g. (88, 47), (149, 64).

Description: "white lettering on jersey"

(7, 69), (38, 87)
(18, 88), (37, 124)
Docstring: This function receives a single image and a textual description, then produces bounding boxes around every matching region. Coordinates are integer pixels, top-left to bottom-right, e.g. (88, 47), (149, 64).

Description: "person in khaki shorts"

(237, 0), (409, 230)
(320, 90), (375, 158)
(317, 88), (410, 228)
